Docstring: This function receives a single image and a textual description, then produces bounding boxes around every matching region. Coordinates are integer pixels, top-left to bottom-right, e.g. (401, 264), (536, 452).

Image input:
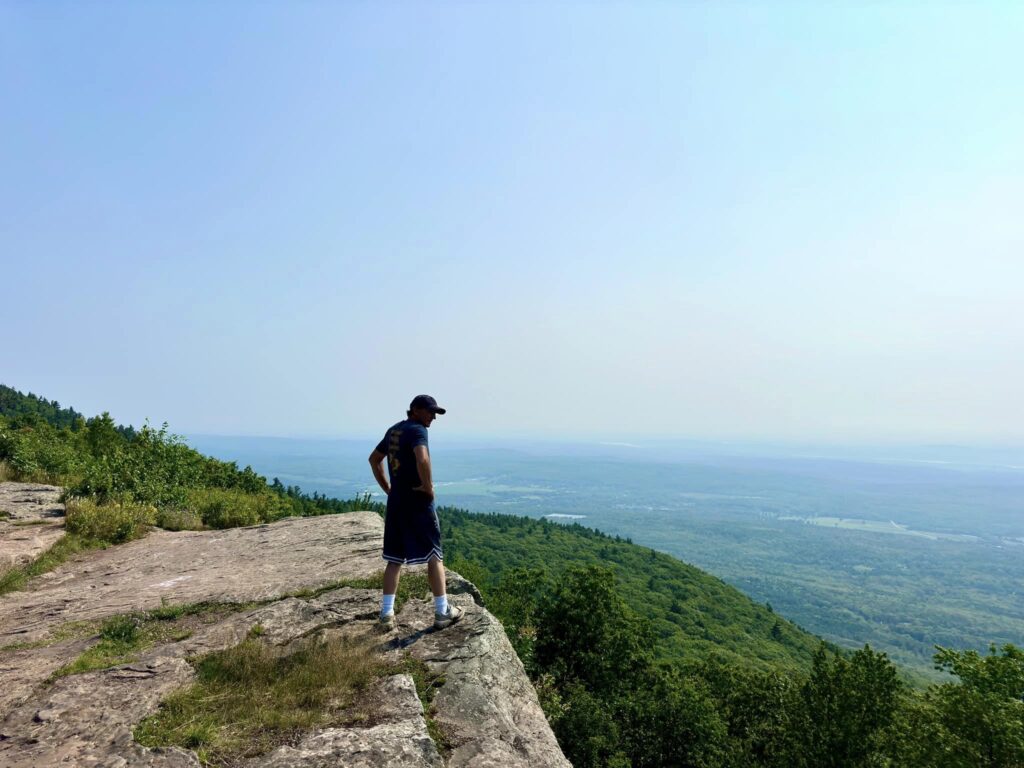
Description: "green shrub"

(101, 614), (140, 644)
(0, 421), (84, 484)
(156, 508), (204, 532)
(185, 488), (291, 530)
(65, 498), (156, 543)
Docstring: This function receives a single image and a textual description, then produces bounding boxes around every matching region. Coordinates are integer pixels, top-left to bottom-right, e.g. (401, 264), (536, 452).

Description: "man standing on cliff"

(368, 395), (464, 630)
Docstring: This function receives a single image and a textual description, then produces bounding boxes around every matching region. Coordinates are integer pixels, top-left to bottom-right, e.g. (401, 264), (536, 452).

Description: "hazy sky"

(2, 2), (1022, 442)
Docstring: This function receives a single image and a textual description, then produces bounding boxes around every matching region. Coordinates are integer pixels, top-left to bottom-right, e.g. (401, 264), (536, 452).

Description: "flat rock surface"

(0, 483), (65, 573)
(0, 510), (385, 645)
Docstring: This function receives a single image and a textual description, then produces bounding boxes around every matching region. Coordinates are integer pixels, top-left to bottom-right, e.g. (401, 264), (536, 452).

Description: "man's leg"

(381, 561), (401, 619)
(428, 556), (462, 626)
(427, 556), (446, 603)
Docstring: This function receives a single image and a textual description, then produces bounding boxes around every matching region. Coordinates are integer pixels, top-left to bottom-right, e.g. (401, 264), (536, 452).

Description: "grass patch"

(52, 614), (193, 678)
(0, 460), (14, 482)
(0, 638), (49, 652)
(46, 601), (259, 673)
(10, 518), (55, 527)
(134, 633), (385, 765)
(0, 533), (106, 596)
(52, 615), (146, 677)
(0, 617), (105, 653)
(65, 497), (155, 543)
(147, 600), (226, 622)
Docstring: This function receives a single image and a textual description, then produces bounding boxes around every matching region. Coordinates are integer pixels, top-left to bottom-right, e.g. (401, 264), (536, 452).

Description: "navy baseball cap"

(410, 394), (447, 414)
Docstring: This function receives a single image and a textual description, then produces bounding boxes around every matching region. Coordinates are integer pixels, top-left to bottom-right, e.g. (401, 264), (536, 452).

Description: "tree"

(553, 683), (629, 768)
(787, 644), (901, 768)
(85, 412), (124, 458)
(534, 565), (655, 698)
(697, 656), (798, 768)
(621, 665), (727, 768)
(915, 644), (1024, 767)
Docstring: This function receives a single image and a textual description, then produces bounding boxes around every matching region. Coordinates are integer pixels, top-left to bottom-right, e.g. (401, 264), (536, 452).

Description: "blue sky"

(2, 2), (1022, 442)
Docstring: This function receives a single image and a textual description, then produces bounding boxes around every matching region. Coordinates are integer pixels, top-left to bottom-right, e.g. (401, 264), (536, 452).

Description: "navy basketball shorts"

(382, 493), (443, 565)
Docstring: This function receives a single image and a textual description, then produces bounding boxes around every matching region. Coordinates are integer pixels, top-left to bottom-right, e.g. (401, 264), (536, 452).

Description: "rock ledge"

(0, 482), (569, 768)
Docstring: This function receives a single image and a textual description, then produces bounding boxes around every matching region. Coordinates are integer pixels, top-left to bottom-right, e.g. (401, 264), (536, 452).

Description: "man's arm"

(412, 444), (434, 500)
(368, 449), (390, 495)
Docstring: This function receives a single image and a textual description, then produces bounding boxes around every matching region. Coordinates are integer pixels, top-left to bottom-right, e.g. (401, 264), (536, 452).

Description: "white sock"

(381, 594), (395, 615)
(434, 595), (449, 615)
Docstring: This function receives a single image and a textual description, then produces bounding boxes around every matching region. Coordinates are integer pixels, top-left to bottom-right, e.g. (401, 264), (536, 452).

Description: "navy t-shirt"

(375, 419), (429, 495)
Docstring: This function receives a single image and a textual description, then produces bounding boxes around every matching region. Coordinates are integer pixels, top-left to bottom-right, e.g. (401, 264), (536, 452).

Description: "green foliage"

(0, 398), (381, 538)
(64, 497), (156, 543)
(901, 644), (1024, 767)
(184, 487), (289, 529)
(553, 683), (630, 768)
(535, 565), (656, 697)
(787, 645), (902, 768)
(155, 507), (204, 531)
(73, 422), (222, 506)
(84, 412), (126, 457)
(0, 417), (85, 483)
(442, 510), (956, 767)
(102, 614), (140, 644)
(525, 566), (727, 767)
(620, 667), (728, 768)
(697, 658), (798, 767)
(0, 384), (87, 430)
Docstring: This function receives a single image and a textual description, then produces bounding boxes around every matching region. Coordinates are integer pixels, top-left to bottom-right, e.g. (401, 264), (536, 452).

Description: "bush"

(185, 488), (291, 530)
(0, 421), (84, 484)
(65, 498), (156, 543)
(156, 508), (204, 532)
(101, 614), (140, 644)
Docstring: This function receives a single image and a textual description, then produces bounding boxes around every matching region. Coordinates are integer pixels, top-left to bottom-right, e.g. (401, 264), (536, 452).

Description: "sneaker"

(433, 603), (464, 630)
(379, 611), (395, 630)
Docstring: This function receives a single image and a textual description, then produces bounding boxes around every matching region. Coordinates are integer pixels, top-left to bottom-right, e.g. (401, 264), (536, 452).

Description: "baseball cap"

(410, 394), (447, 414)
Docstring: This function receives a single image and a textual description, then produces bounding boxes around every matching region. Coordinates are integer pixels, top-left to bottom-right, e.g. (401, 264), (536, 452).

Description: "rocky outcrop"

(0, 483), (64, 574)
(0, 482), (570, 768)
(392, 594), (568, 768)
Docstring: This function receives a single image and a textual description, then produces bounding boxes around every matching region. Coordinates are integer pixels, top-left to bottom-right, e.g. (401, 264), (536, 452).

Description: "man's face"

(411, 407), (437, 427)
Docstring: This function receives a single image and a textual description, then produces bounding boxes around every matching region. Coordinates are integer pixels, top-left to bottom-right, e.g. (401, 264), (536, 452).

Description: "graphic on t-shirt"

(387, 427), (401, 475)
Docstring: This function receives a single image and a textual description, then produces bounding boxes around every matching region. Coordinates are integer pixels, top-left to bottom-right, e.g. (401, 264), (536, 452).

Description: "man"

(368, 394), (464, 630)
